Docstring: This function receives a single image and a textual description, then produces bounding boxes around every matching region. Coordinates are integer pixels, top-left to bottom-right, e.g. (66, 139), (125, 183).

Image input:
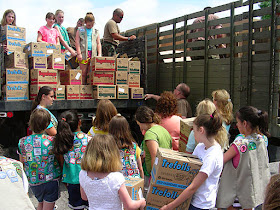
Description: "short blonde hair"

(81, 134), (121, 173)
(196, 98), (216, 116)
(212, 89), (233, 125)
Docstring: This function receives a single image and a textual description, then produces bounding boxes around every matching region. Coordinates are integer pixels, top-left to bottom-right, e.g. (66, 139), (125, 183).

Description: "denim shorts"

(67, 184), (88, 209)
(30, 180), (60, 203)
(188, 204), (209, 210)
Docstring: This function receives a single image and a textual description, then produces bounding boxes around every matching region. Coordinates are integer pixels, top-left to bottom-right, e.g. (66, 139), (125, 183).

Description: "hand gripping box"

(179, 117), (196, 152)
(66, 85), (80, 100)
(30, 69), (58, 85)
(146, 148), (202, 209)
(79, 85), (93, 99)
(125, 177), (144, 201)
(60, 70), (82, 85)
(47, 54), (65, 70)
(5, 52), (28, 69)
(93, 85), (116, 99)
(24, 42), (46, 57)
(1, 25), (26, 42)
(90, 57), (115, 71)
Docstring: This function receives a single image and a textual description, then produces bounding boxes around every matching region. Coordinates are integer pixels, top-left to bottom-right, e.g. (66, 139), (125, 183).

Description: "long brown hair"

(31, 86), (54, 111)
(109, 114), (135, 149)
(93, 100), (117, 132)
(1, 9), (16, 26)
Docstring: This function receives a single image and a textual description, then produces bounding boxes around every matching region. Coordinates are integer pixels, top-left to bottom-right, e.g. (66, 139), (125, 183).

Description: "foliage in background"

(259, 0), (280, 20)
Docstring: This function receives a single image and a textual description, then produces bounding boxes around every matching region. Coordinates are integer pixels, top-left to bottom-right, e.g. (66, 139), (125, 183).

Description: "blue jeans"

(30, 180), (59, 203)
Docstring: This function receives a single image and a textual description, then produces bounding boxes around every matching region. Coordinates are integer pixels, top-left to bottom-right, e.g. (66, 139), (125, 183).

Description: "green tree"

(259, 0), (280, 20)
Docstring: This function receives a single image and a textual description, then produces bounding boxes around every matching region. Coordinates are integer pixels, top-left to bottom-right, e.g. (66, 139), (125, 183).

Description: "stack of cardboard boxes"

(1, 25), (29, 101)
(146, 148), (202, 209)
(179, 117), (196, 152)
(26, 42), (65, 100)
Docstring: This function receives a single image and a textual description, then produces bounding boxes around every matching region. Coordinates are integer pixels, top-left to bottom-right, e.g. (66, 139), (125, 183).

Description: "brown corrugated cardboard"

(47, 54), (65, 70)
(56, 85), (65, 100)
(90, 57), (115, 71)
(128, 60), (141, 74)
(125, 177), (144, 201)
(29, 84), (57, 100)
(4, 84), (29, 101)
(117, 85), (129, 99)
(93, 85), (116, 99)
(116, 58), (129, 71)
(24, 42), (46, 57)
(89, 71), (115, 85)
(66, 85), (80, 99)
(1, 25), (26, 42)
(4, 40), (25, 54)
(30, 69), (57, 85)
(29, 56), (47, 69)
(60, 70), (82, 85)
(146, 148), (202, 209)
(128, 74), (140, 88)
(45, 44), (61, 56)
(3, 68), (29, 85)
(79, 85), (93, 99)
(115, 71), (128, 85)
(5, 52), (28, 69)
(179, 118), (196, 152)
(130, 88), (143, 99)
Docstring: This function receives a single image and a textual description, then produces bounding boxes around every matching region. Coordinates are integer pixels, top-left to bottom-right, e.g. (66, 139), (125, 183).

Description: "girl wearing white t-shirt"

(160, 111), (223, 210)
(79, 134), (146, 210)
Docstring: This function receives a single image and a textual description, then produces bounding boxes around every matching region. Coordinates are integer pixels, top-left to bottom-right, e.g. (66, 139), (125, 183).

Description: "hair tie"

(228, 98), (231, 102)
(61, 118), (66, 122)
(210, 114), (213, 119)
(116, 113), (121, 117)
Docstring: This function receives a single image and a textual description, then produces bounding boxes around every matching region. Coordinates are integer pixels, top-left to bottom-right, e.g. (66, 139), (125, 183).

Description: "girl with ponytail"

(53, 110), (92, 209)
(216, 106), (271, 209)
(161, 111), (224, 210)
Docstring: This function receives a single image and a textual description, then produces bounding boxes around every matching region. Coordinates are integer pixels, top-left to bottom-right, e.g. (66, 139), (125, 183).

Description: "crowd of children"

(0, 83), (275, 209)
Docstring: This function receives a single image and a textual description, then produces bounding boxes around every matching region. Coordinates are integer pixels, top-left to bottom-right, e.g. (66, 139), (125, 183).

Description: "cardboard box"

(90, 57), (115, 71)
(56, 85), (65, 100)
(128, 60), (141, 74)
(117, 85), (129, 99)
(24, 42), (46, 57)
(5, 39), (25, 54)
(179, 118), (196, 153)
(29, 84), (57, 100)
(128, 74), (140, 88)
(79, 85), (93, 99)
(93, 85), (116, 99)
(146, 148), (202, 209)
(125, 177), (144, 201)
(60, 70), (82, 85)
(45, 44), (61, 56)
(88, 71), (115, 85)
(30, 69), (57, 85)
(5, 52), (28, 69)
(1, 25), (26, 42)
(66, 85), (80, 99)
(4, 84), (29, 101)
(130, 88), (144, 99)
(63, 50), (74, 61)
(116, 58), (129, 71)
(29, 56), (47, 69)
(3, 68), (29, 85)
(47, 54), (65, 70)
(115, 71), (128, 85)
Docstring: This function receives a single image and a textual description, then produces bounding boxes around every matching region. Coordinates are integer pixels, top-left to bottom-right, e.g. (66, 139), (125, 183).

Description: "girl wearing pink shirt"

(37, 12), (59, 45)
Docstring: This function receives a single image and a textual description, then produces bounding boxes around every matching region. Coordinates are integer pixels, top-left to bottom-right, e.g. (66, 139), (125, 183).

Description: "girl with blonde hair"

(79, 134), (146, 209)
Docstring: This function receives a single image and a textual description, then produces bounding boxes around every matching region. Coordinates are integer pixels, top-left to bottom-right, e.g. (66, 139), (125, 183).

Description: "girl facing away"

(109, 114), (144, 178)
(79, 134), (146, 210)
(31, 86), (57, 136)
(216, 106), (271, 210)
(76, 12), (102, 84)
(186, 99), (228, 153)
(52, 110), (92, 210)
(160, 111), (224, 210)
(18, 109), (61, 210)
(88, 99), (117, 136)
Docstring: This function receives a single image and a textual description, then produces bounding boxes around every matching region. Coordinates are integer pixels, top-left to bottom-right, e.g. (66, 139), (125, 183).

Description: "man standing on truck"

(102, 8), (136, 56)
(145, 83), (192, 118)
(189, 7), (226, 60)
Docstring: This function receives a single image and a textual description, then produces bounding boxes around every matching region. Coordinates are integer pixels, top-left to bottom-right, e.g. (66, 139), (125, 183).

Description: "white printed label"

(66, 52), (71, 56)
(28, 46), (30, 51)
(47, 50), (53, 54)
(14, 34), (19, 37)
(55, 57), (62, 62)
(58, 88), (62, 91)
(119, 88), (125, 93)
(138, 188), (144, 199)
(154, 157), (158, 165)
(75, 72), (81, 80)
